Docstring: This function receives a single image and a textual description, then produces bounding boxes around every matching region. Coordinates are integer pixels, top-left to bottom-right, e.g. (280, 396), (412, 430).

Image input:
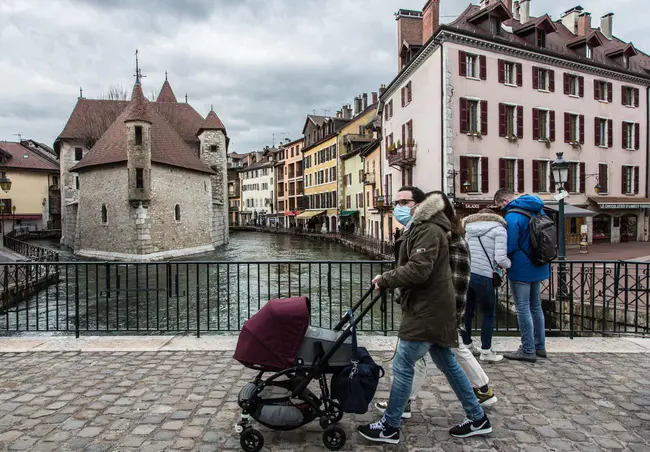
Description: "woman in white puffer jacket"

(461, 209), (511, 362)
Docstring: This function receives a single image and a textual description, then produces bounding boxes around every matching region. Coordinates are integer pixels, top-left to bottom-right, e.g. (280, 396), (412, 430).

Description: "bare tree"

(77, 101), (127, 149)
(102, 84), (129, 101)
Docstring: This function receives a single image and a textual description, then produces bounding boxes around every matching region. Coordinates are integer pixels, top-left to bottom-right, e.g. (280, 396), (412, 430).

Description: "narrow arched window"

(174, 204), (181, 222)
(101, 204), (107, 224)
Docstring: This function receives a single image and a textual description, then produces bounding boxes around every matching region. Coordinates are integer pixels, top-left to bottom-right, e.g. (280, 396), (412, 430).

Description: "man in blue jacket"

(494, 189), (550, 363)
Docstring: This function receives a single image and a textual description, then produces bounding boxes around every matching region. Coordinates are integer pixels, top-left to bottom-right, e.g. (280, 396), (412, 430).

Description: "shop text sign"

(599, 203), (650, 210)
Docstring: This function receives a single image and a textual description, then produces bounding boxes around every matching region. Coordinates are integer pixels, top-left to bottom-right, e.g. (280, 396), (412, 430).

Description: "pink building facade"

(380, 1), (650, 243)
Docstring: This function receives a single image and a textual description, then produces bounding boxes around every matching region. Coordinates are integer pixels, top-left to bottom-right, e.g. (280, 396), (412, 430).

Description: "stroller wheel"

(330, 401), (343, 423)
(322, 425), (346, 451)
(240, 428), (264, 452)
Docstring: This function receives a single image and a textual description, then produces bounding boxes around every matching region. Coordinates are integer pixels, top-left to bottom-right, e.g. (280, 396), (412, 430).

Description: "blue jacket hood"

(503, 194), (545, 214)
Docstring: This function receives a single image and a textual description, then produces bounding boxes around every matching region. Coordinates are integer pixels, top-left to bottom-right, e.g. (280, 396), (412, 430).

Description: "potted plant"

(570, 140), (582, 151)
(506, 135), (519, 144)
(468, 131), (482, 140)
(396, 140), (402, 149)
(541, 137), (552, 149)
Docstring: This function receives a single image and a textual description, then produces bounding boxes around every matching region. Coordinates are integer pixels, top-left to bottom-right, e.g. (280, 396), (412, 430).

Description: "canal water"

(5, 232), (518, 334)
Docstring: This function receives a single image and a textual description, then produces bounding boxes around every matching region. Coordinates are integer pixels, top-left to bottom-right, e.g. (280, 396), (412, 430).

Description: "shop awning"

(339, 210), (359, 217)
(284, 211), (300, 217)
(3, 214), (42, 220)
(589, 197), (650, 210)
(544, 205), (597, 217)
(296, 210), (326, 219)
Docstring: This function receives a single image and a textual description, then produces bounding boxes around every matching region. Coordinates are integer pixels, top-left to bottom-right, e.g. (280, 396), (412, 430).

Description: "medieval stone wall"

(199, 130), (229, 247)
(59, 141), (85, 249)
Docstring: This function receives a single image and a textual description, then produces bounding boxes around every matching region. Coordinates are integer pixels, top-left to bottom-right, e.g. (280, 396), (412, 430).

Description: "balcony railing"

(364, 172), (376, 185)
(387, 145), (417, 168)
(344, 133), (374, 145)
(373, 195), (393, 211)
(228, 190), (240, 198)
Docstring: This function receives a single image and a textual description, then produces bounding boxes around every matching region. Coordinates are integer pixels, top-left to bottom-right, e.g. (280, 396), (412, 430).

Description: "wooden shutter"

(532, 66), (539, 89)
(599, 164), (608, 193)
(481, 157), (489, 193)
(579, 76), (584, 97)
(635, 123), (640, 150)
(550, 110), (556, 142)
(517, 106), (524, 138)
(607, 82), (613, 103)
(549, 70), (555, 92)
(550, 165), (556, 191)
(401, 124), (406, 148)
(564, 112), (571, 143)
(390, 100), (393, 117)
(635, 88), (640, 107)
(459, 50), (467, 76)
(621, 166), (627, 194)
(498, 59), (505, 84)
(407, 82), (412, 103)
(460, 98), (468, 133)
(579, 115), (585, 144)
(384, 106), (388, 121)
(608, 120), (613, 148)
(580, 162), (586, 193)
(516, 63), (523, 86)
(563, 73), (570, 95)
(481, 101), (488, 135)
(622, 122), (627, 148)
(635, 166), (640, 194)
(532, 108), (540, 140)
(594, 117), (601, 146)
(401, 87), (405, 107)
(460, 157), (469, 193)
(499, 159), (506, 188)
(622, 86), (628, 106)
(594, 80), (600, 100)
(480, 55), (487, 80)
(532, 160), (540, 192)
(498, 103), (506, 137)
(518, 159), (525, 193)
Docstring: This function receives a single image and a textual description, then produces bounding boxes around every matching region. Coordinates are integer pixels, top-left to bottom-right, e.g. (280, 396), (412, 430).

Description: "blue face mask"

(394, 205), (412, 226)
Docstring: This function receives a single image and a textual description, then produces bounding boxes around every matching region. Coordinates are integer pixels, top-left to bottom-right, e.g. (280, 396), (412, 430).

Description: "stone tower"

(198, 108), (229, 246)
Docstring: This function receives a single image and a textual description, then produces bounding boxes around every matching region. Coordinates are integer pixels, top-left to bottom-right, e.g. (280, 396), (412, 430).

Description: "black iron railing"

(0, 260), (647, 338)
(4, 231), (60, 262)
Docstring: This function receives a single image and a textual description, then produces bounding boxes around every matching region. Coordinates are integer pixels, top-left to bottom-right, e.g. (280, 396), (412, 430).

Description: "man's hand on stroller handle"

(372, 275), (383, 290)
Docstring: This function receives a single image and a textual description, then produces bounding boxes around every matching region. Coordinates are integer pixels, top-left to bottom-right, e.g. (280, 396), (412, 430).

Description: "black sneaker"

(375, 400), (412, 419)
(357, 418), (400, 444)
(536, 349), (547, 358)
(449, 415), (492, 438)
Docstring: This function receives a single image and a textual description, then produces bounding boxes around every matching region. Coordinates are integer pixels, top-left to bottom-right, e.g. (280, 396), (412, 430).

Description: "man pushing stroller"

(357, 187), (492, 445)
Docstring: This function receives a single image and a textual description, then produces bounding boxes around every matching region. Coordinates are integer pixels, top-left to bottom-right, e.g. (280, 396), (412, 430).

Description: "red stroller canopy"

(234, 297), (310, 371)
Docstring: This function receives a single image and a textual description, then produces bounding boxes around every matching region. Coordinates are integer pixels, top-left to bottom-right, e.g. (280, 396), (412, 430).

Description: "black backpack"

(508, 209), (557, 266)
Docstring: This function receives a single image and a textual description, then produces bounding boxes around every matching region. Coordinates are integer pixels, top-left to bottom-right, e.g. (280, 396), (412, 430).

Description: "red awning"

(284, 211), (301, 217)
(3, 214), (42, 220)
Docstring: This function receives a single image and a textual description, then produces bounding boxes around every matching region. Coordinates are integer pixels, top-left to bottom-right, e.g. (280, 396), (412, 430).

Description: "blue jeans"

(511, 280), (546, 355)
(384, 339), (484, 428)
(461, 273), (496, 350)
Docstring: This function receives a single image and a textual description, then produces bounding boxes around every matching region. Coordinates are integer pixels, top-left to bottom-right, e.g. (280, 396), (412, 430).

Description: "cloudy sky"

(0, 0), (645, 154)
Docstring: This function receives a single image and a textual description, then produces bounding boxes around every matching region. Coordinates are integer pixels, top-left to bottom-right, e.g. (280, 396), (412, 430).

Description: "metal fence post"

(74, 264), (80, 339)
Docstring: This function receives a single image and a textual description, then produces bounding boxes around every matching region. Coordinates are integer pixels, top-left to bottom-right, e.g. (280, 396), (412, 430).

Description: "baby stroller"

(233, 287), (386, 451)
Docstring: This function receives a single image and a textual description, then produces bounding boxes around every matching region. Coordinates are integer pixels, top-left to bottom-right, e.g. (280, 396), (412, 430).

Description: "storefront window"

(593, 215), (611, 243)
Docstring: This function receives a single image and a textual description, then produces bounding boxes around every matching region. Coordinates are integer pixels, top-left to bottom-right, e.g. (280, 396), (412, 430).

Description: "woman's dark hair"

(398, 186), (426, 204)
(427, 190), (464, 237)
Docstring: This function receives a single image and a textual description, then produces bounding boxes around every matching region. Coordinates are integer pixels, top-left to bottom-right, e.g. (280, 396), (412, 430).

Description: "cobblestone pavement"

(0, 351), (649, 452)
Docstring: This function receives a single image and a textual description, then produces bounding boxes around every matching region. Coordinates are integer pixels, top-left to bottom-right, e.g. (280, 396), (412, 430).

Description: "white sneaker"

(480, 349), (503, 363)
(467, 343), (482, 356)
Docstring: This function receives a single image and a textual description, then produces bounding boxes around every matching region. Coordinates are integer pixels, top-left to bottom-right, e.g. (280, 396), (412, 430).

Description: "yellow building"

(0, 141), (60, 233)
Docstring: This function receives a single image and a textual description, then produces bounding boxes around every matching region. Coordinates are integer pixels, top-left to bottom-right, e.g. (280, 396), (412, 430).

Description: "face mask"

(394, 205), (412, 226)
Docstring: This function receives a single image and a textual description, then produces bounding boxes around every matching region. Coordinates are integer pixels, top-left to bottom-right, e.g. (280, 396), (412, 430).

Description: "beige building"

(277, 137), (304, 227)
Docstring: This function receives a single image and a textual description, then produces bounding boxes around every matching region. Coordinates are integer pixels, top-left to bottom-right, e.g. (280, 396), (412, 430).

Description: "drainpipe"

(440, 40), (447, 198)
(646, 86), (649, 241)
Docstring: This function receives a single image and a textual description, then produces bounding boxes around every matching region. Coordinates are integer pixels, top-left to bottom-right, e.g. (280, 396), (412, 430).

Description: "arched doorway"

(621, 214), (638, 242)
(592, 214), (611, 243)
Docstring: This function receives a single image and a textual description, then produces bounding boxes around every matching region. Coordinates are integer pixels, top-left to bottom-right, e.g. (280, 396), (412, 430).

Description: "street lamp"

(0, 171), (11, 193)
(552, 152), (569, 300)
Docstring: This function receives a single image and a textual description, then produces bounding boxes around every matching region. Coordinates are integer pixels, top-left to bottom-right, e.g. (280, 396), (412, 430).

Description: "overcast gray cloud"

(0, 0), (646, 153)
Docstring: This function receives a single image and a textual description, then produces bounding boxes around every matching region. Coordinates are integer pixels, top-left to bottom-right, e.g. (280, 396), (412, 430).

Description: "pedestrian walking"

(357, 187), (491, 445)
(462, 208), (511, 362)
(494, 189), (551, 362)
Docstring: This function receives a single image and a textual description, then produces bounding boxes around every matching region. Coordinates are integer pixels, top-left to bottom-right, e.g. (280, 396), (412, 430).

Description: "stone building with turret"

(54, 73), (229, 260)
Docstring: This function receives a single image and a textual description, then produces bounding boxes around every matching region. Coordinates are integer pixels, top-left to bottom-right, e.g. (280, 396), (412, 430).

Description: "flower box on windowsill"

(539, 138), (552, 149)
(506, 135), (519, 144)
(467, 132), (482, 140)
(570, 141), (582, 151)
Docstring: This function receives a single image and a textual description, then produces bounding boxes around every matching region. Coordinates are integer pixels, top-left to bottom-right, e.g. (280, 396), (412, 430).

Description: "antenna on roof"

(185, 93), (188, 103)
(272, 133), (275, 147)
(165, 70), (168, 81)
(134, 49), (146, 83)
(323, 109), (330, 116)
(13, 133), (22, 143)
(312, 109), (316, 115)
(79, 87), (83, 98)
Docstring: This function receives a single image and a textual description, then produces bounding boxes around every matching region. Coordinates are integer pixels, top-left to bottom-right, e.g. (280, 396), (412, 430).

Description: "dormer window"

(537, 30), (546, 48)
(135, 126), (143, 145)
(622, 54), (629, 69)
(586, 44), (592, 59)
(490, 18), (501, 35)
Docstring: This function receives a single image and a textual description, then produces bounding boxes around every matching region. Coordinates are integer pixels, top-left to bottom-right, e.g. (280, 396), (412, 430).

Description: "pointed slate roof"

(123, 82), (152, 123)
(156, 79), (177, 103)
(198, 108), (226, 133)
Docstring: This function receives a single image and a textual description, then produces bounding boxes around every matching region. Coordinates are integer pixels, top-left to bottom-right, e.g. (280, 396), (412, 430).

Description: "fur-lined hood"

(462, 212), (506, 227)
(412, 193), (451, 231)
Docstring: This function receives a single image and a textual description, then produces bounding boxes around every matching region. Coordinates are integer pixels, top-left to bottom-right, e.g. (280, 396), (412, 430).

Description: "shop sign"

(462, 203), (499, 210)
(599, 203), (650, 210)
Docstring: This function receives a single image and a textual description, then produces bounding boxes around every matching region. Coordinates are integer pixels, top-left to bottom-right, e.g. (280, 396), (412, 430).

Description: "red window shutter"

(532, 160), (540, 192)
(550, 165), (556, 191)
(401, 87), (405, 107)
(498, 59), (505, 84)
(460, 156), (468, 193)
(563, 73), (570, 95)
(594, 117), (601, 146)
(480, 55), (487, 80)
(517, 106), (524, 139)
(549, 70), (555, 92)
(499, 158), (506, 188)
(517, 159), (525, 193)
(622, 86), (628, 106)
(390, 100), (393, 117)
(607, 82), (613, 103)
(579, 115), (585, 144)
(401, 124), (406, 147)
(532, 108), (540, 140)
(608, 120), (613, 148)
(498, 103), (506, 137)
(564, 113), (570, 143)
(567, 164), (575, 192)
(385, 136), (388, 150)
(578, 76), (584, 97)
(481, 101), (488, 135)
(580, 162), (586, 193)
(622, 166), (628, 193)
(635, 166), (640, 194)
(532, 66), (539, 89)
(459, 50), (467, 76)
(384, 107), (388, 121)
(594, 80), (600, 100)
(481, 157), (489, 193)
(516, 63), (523, 86)
(635, 123), (640, 150)
(550, 110), (556, 142)
(635, 88), (640, 107)
(460, 98), (468, 133)
(622, 122), (627, 148)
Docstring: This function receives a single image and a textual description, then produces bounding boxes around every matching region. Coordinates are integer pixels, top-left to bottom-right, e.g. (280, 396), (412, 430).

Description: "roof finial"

(210, 104), (214, 112)
(165, 70), (168, 81)
(79, 87), (83, 98)
(134, 49), (146, 84)
(185, 93), (188, 103)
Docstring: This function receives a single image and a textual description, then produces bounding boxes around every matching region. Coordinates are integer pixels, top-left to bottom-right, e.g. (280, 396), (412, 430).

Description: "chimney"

(336, 110), (342, 118)
(362, 93), (368, 111)
(600, 13), (613, 40)
(519, 0), (530, 24)
(577, 12), (592, 36)
(342, 104), (352, 119)
(560, 6), (584, 35)
(395, 9), (423, 71)
(479, 0), (491, 9)
(512, 1), (520, 21)
(371, 92), (378, 104)
(503, 0), (513, 13)
(422, 0), (440, 44)
(379, 84), (387, 97)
